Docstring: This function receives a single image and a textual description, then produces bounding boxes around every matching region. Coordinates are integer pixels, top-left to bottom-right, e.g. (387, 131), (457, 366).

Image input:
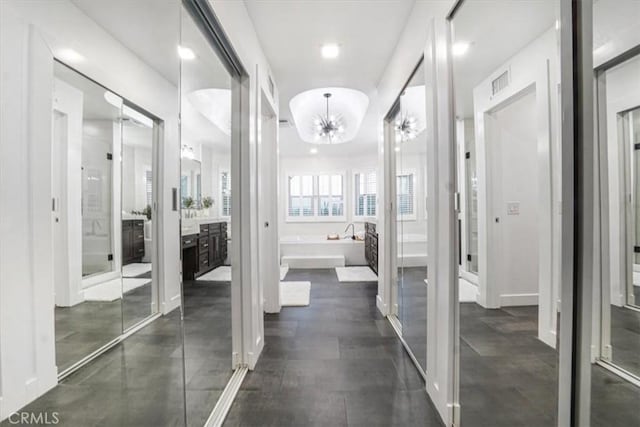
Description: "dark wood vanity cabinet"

(365, 222), (378, 275)
(182, 221), (228, 280)
(122, 219), (145, 265)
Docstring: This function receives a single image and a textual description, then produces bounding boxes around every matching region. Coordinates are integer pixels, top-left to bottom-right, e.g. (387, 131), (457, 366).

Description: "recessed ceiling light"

(310, 148), (318, 154)
(321, 43), (340, 59)
(394, 146), (401, 152)
(452, 42), (470, 57)
(58, 48), (85, 63)
(178, 45), (196, 60)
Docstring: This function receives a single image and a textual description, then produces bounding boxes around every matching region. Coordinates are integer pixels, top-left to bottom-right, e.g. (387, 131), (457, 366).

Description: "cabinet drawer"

(182, 235), (197, 249)
(199, 224), (209, 236)
(199, 238), (210, 251)
(210, 222), (222, 233)
(133, 243), (145, 257)
(199, 255), (210, 269)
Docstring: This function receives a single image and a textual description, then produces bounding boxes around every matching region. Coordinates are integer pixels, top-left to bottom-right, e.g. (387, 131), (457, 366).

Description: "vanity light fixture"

(181, 144), (195, 159)
(452, 42), (470, 57)
(321, 43), (340, 59)
(58, 48), (85, 63)
(178, 45), (196, 60)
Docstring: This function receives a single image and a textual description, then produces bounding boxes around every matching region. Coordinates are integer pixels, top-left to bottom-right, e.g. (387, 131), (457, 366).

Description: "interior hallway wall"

(0, 6), (57, 418)
(210, 0), (279, 369)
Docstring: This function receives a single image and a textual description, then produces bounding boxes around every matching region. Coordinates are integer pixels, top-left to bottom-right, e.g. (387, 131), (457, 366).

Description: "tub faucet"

(344, 223), (355, 240)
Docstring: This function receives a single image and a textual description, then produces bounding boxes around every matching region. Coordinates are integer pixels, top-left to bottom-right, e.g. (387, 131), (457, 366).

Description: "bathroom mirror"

(52, 61), (124, 374)
(181, 157), (202, 209)
(121, 105), (158, 331)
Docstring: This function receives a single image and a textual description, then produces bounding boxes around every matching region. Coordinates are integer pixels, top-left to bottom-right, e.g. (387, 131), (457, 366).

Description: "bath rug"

(335, 266), (377, 282)
(122, 262), (152, 278)
(197, 266), (231, 282)
(280, 281), (310, 306)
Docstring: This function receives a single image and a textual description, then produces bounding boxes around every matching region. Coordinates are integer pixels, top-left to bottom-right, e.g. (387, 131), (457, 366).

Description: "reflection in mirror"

(180, 5), (233, 425)
(451, 1), (561, 424)
(121, 106), (158, 330)
(394, 60), (428, 373)
(592, 0), (640, 419)
(52, 62), (123, 373)
(181, 157), (202, 210)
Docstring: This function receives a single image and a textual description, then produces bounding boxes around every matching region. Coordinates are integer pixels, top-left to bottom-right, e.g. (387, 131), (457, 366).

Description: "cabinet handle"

(137, 234), (144, 238)
(185, 240), (191, 244)
(137, 248), (144, 253)
(203, 243), (209, 247)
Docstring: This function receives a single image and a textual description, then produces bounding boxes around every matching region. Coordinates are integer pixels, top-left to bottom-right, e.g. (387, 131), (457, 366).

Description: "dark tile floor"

(55, 273), (154, 372)
(55, 300), (123, 373)
(400, 266), (428, 372)
(223, 268), (443, 427)
(459, 303), (558, 427)
(7, 311), (186, 427)
(610, 305), (640, 376)
(182, 277), (233, 427)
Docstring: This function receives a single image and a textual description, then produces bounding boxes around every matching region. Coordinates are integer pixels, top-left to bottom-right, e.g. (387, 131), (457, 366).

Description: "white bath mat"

(122, 263), (152, 278)
(335, 266), (378, 282)
(197, 266), (231, 282)
(459, 278), (478, 303)
(280, 264), (289, 280)
(83, 278), (121, 302)
(280, 281), (310, 306)
(123, 278), (151, 294)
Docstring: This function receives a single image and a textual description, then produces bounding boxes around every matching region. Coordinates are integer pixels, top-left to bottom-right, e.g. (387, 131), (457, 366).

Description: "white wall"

(485, 90), (540, 302)
(0, 5), (57, 418)
(210, 0), (279, 369)
(472, 26), (561, 348)
(279, 154), (378, 237)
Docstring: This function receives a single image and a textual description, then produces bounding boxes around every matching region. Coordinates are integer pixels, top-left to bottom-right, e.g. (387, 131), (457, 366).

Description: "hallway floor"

(223, 268), (443, 427)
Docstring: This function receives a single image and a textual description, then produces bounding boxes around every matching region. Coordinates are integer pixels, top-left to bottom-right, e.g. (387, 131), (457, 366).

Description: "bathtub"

(397, 233), (428, 267)
(280, 235), (366, 268)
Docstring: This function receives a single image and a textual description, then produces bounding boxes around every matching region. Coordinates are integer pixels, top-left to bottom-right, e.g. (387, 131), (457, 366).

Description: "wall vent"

(491, 70), (510, 96)
(279, 119), (293, 128)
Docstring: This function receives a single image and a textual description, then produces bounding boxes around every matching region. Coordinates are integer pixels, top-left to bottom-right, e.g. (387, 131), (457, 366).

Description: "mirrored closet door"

(52, 62), (124, 374)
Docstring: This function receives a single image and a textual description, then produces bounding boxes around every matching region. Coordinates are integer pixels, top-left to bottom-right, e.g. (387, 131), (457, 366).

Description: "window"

(397, 172), (415, 219)
(288, 175), (314, 217)
(145, 170), (153, 207)
(220, 170), (231, 217)
(354, 171), (377, 218)
(287, 174), (345, 221)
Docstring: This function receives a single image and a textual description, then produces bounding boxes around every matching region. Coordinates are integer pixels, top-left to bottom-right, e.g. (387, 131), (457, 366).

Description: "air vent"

(491, 70), (510, 96)
(279, 119), (293, 128)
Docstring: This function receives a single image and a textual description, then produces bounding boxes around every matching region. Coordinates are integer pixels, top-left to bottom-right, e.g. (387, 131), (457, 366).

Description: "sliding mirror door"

(592, 3), (640, 423)
(53, 62), (124, 374)
(180, 4), (234, 425)
(397, 60), (428, 373)
(450, 1), (562, 424)
(121, 104), (159, 330)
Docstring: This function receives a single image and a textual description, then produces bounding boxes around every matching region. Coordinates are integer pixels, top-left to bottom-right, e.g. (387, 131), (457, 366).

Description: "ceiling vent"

(279, 119), (293, 128)
(491, 70), (510, 96)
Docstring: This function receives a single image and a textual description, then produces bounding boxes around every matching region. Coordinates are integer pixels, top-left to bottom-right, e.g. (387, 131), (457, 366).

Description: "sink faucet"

(344, 223), (355, 240)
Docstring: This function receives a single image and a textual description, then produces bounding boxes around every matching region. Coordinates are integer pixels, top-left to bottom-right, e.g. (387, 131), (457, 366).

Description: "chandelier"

(395, 113), (418, 142)
(313, 93), (345, 143)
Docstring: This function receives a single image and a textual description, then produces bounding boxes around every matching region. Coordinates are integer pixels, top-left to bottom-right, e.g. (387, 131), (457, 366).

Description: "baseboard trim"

(376, 294), (387, 316)
(204, 366), (248, 427)
(499, 293), (538, 307)
(595, 360), (640, 387)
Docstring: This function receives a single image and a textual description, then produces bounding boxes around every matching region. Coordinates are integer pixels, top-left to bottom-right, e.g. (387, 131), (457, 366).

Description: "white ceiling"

(451, 0), (557, 118)
(245, 0), (415, 157)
